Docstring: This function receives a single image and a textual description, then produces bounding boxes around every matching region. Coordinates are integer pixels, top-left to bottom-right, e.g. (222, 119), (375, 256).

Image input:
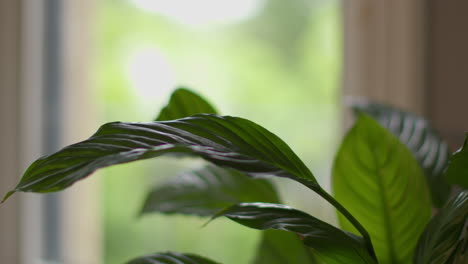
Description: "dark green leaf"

(3, 114), (317, 201)
(445, 239), (467, 264)
(333, 114), (432, 263)
(352, 101), (451, 207)
(445, 134), (468, 188)
(156, 88), (218, 121)
(126, 252), (221, 264)
(141, 165), (280, 216)
(253, 230), (317, 264)
(213, 202), (376, 264)
(414, 190), (468, 264)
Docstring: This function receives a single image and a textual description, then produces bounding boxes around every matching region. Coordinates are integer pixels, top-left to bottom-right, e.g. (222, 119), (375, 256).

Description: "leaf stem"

(315, 186), (377, 260)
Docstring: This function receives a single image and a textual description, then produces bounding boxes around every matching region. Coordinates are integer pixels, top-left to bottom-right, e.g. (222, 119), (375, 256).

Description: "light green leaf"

(352, 101), (451, 207)
(445, 134), (468, 188)
(126, 252), (221, 264)
(141, 165), (280, 216)
(333, 114), (432, 264)
(414, 190), (468, 264)
(3, 114), (317, 201)
(253, 230), (317, 264)
(213, 202), (376, 264)
(156, 88), (218, 121)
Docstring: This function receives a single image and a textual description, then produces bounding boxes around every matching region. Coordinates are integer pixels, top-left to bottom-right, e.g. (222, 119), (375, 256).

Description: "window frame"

(0, 0), (100, 263)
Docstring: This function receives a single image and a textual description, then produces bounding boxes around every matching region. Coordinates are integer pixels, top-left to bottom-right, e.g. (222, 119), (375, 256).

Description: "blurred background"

(96, 0), (341, 263)
(1, 0), (468, 263)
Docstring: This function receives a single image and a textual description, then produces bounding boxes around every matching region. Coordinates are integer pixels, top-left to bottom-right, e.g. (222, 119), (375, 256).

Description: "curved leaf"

(333, 114), (432, 264)
(156, 88), (218, 121)
(414, 190), (468, 264)
(253, 230), (317, 264)
(3, 114), (317, 201)
(445, 134), (468, 188)
(141, 165), (280, 216)
(126, 252), (221, 264)
(213, 202), (376, 264)
(352, 101), (451, 207)
(446, 237), (467, 264)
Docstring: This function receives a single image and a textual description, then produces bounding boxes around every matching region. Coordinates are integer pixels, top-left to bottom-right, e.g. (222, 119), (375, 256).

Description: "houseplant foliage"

(351, 102), (452, 207)
(2, 88), (467, 263)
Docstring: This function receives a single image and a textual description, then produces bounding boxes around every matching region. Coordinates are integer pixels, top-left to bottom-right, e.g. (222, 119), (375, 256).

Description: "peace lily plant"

(2, 88), (467, 264)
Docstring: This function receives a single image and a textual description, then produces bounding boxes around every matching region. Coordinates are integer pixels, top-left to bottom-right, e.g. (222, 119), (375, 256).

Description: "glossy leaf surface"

(214, 202), (376, 264)
(353, 101), (451, 207)
(156, 88), (218, 121)
(3, 114), (316, 201)
(445, 134), (468, 188)
(414, 190), (468, 264)
(333, 114), (432, 264)
(141, 165), (280, 216)
(126, 252), (221, 264)
(253, 230), (317, 264)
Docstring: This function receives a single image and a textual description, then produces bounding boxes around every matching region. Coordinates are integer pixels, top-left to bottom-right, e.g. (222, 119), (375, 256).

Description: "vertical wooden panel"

(0, 1), (20, 262)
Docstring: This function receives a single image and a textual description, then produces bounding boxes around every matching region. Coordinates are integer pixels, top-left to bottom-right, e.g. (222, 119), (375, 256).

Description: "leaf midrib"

(370, 143), (398, 263)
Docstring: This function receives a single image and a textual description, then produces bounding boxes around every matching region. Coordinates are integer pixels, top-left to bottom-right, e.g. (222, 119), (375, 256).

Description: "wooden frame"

(0, 1), (22, 262)
(0, 0), (100, 263)
(0, 0), (46, 263)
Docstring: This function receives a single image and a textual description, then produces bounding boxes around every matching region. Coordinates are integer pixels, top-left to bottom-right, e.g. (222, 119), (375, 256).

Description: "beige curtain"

(343, 0), (427, 116)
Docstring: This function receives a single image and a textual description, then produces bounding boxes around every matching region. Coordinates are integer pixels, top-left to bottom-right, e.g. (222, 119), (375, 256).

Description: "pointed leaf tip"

(215, 202), (376, 263)
(445, 133), (468, 188)
(12, 115), (317, 194)
(1, 191), (15, 203)
(156, 88), (218, 121)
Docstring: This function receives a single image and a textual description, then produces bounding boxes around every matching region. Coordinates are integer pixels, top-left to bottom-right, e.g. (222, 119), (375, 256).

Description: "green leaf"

(352, 101), (451, 207)
(253, 230), (317, 264)
(126, 252), (221, 264)
(414, 190), (468, 264)
(3, 114), (317, 201)
(213, 202), (376, 264)
(156, 88), (218, 121)
(445, 134), (468, 188)
(141, 165), (280, 216)
(332, 114), (432, 264)
(445, 239), (467, 264)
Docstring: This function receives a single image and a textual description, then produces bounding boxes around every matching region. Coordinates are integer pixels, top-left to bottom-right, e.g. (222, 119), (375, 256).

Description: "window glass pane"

(95, 0), (342, 263)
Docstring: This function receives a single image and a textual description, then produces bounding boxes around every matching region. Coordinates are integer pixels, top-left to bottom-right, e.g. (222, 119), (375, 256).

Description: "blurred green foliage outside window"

(95, 0), (342, 263)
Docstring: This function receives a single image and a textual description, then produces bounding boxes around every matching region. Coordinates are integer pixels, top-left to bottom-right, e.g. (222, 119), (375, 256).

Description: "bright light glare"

(129, 0), (265, 26)
(125, 47), (176, 102)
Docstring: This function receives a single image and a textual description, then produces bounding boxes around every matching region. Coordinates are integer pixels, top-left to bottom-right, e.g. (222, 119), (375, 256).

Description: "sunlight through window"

(129, 0), (265, 26)
(125, 46), (176, 104)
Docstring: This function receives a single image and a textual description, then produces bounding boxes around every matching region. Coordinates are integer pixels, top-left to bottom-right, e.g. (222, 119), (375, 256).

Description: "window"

(96, 0), (342, 263)
(4, 1), (459, 263)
